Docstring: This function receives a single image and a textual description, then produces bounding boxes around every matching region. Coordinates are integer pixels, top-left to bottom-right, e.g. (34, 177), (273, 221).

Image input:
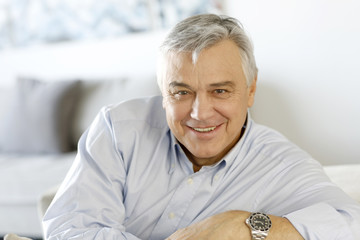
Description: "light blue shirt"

(43, 96), (360, 240)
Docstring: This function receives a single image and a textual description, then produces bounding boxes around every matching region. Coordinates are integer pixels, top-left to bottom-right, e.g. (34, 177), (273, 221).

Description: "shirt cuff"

(283, 203), (354, 240)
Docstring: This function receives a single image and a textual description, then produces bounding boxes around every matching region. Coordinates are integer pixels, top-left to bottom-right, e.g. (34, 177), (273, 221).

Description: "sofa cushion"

(0, 152), (76, 236)
(0, 87), (11, 123)
(0, 78), (80, 154)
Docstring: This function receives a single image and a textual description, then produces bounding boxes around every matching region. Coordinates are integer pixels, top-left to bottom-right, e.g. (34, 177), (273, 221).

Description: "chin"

(192, 148), (222, 160)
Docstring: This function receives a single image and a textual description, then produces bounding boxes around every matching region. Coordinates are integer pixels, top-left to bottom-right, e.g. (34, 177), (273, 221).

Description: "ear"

(247, 75), (257, 107)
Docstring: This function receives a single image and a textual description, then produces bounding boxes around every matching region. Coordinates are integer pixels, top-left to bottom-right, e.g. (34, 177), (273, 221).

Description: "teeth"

(192, 126), (216, 132)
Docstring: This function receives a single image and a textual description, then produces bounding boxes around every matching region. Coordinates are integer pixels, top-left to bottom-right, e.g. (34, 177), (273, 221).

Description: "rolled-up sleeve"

(284, 202), (360, 240)
(43, 107), (141, 240)
(274, 160), (360, 240)
(254, 146), (360, 240)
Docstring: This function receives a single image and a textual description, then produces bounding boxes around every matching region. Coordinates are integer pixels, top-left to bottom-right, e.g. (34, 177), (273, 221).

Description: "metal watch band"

(251, 230), (268, 240)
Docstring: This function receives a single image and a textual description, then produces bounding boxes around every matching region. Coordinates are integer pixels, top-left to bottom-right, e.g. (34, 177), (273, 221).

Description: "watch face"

(249, 212), (272, 231)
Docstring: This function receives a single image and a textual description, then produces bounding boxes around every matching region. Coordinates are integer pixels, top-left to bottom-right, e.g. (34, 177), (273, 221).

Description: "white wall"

(225, 0), (360, 165)
(0, 31), (166, 88)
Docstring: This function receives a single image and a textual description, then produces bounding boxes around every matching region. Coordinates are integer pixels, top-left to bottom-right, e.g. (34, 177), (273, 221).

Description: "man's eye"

(214, 89), (227, 94)
(177, 90), (189, 95)
(212, 89), (231, 99)
(168, 89), (192, 101)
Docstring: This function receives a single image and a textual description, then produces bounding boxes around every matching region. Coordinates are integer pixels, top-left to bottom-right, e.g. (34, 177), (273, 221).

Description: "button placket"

(187, 177), (193, 185)
(149, 173), (203, 239)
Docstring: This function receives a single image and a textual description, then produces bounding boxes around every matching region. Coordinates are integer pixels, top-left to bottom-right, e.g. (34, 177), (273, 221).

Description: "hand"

(166, 210), (250, 240)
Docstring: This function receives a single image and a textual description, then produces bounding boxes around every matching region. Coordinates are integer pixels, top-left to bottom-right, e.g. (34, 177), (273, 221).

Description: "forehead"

(163, 40), (245, 85)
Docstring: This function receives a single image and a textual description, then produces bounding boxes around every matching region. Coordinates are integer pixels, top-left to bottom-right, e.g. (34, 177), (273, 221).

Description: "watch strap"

(250, 230), (268, 240)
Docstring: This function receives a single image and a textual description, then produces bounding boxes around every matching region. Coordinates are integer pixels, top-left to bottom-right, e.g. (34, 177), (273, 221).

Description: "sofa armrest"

(4, 234), (32, 240)
(323, 164), (360, 202)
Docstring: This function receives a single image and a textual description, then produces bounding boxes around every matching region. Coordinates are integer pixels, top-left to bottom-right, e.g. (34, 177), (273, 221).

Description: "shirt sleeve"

(267, 156), (360, 240)
(42, 107), (141, 240)
(284, 202), (360, 240)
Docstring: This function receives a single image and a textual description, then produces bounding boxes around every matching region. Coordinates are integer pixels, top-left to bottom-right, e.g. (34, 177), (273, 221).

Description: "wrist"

(246, 212), (272, 240)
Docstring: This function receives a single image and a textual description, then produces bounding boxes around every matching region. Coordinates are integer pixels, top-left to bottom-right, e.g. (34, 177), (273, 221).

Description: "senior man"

(43, 14), (360, 239)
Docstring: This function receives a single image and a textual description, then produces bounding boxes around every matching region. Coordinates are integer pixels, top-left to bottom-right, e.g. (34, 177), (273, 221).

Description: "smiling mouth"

(192, 126), (217, 132)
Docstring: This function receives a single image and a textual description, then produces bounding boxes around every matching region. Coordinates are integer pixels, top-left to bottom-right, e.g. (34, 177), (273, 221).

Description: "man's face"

(161, 40), (256, 171)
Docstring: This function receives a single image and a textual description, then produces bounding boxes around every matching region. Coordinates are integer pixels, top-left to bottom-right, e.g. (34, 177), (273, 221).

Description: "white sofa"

(0, 30), (359, 239)
(0, 31), (165, 238)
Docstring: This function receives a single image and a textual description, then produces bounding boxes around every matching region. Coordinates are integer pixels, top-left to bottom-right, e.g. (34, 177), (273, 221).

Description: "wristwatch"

(245, 212), (272, 240)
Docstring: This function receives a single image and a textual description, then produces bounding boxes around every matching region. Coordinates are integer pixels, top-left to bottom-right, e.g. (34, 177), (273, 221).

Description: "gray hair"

(157, 14), (258, 89)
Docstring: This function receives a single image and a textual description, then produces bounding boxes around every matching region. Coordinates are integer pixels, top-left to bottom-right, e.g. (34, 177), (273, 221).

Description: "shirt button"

(187, 178), (193, 185)
(168, 212), (176, 219)
(214, 174), (220, 181)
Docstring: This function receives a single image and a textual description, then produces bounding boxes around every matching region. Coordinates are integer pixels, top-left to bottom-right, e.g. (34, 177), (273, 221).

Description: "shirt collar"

(168, 130), (180, 174)
(221, 114), (251, 166)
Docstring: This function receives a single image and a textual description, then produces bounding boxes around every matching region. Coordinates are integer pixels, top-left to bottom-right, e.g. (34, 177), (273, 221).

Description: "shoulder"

(245, 120), (315, 166)
(87, 96), (170, 163)
(243, 120), (326, 188)
(85, 96), (168, 149)
(102, 96), (167, 129)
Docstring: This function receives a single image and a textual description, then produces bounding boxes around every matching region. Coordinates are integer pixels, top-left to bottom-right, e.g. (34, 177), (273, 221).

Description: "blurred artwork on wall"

(0, 0), (223, 49)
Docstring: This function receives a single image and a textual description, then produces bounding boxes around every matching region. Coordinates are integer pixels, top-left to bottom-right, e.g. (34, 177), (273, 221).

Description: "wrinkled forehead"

(157, 40), (247, 92)
(161, 52), (244, 89)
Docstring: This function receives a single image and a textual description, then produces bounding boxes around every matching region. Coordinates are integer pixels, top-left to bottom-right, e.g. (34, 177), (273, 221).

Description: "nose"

(190, 93), (214, 121)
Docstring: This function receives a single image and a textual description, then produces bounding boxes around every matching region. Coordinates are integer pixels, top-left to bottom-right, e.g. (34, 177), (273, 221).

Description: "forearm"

(267, 213), (304, 240)
(228, 210), (304, 240)
(166, 210), (304, 240)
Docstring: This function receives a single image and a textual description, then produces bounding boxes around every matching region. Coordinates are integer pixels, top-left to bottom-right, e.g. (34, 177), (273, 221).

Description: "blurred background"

(0, 0), (222, 49)
(225, 0), (360, 166)
(2, 0), (358, 165)
(0, 0), (359, 239)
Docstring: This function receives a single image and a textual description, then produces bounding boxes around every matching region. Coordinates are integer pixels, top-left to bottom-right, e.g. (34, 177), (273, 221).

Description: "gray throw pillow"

(0, 78), (80, 154)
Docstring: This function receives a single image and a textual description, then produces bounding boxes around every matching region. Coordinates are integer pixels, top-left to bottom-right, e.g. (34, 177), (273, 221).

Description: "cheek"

(165, 102), (190, 127)
(216, 98), (248, 124)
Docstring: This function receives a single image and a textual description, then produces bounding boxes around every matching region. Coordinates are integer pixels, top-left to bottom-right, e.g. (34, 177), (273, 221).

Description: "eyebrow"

(168, 80), (235, 89)
(209, 81), (235, 88)
(169, 81), (193, 89)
